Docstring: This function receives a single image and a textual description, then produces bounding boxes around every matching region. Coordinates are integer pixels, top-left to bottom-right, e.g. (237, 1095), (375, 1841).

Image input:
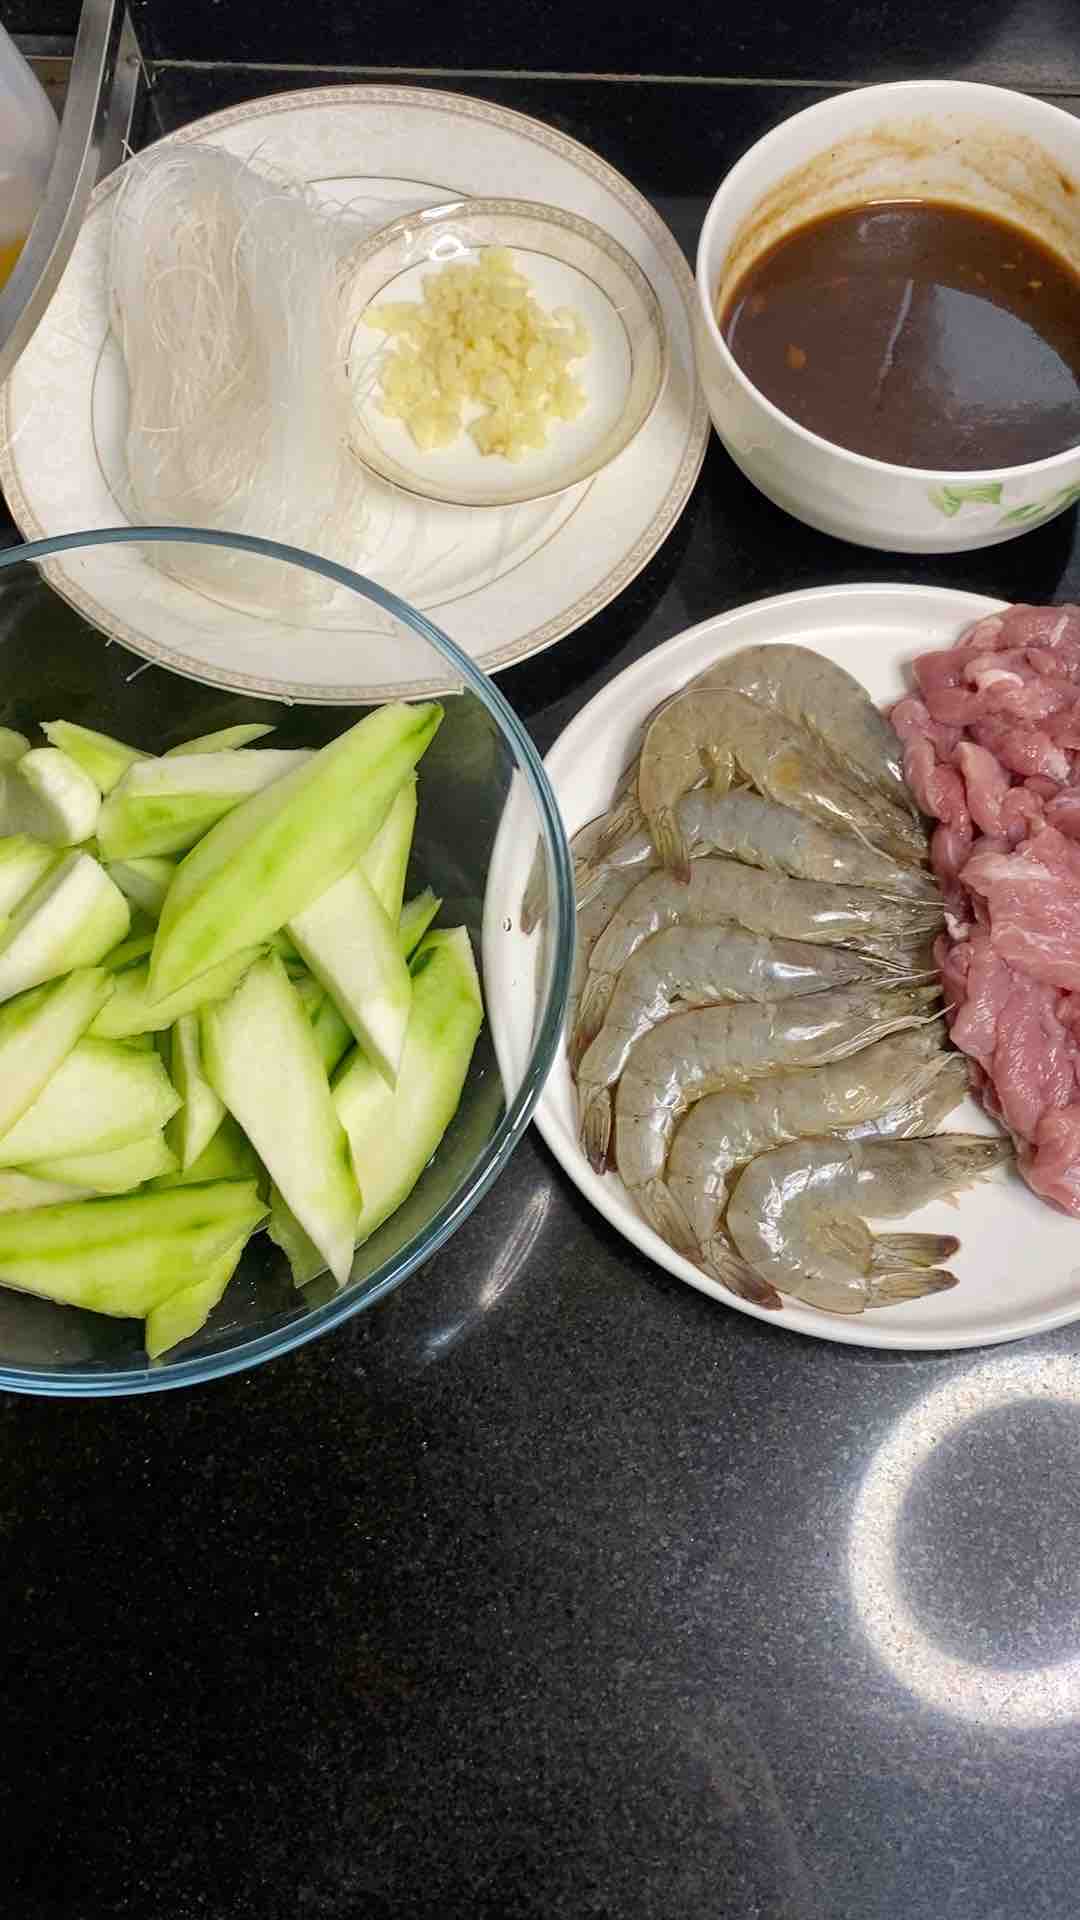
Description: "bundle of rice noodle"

(108, 141), (366, 611)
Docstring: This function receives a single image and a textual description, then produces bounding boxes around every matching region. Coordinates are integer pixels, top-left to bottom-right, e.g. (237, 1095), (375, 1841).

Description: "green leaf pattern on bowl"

(927, 481), (1004, 517)
(928, 479), (1080, 526)
(998, 483), (1080, 526)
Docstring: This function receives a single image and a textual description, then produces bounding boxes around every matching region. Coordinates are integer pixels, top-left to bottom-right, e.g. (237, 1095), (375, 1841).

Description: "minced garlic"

(365, 246), (590, 461)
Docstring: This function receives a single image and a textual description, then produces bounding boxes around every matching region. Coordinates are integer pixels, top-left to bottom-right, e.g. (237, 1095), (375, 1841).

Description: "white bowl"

(347, 198), (669, 509)
(694, 80), (1080, 553)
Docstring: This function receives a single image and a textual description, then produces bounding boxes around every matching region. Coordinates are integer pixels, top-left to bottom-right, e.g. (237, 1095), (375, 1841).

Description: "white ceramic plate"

(0, 85), (706, 703)
(490, 581), (1080, 1352)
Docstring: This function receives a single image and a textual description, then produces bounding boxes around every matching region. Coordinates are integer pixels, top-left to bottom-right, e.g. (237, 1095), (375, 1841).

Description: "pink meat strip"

(962, 828), (1080, 993)
(892, 602), (1080, 1215)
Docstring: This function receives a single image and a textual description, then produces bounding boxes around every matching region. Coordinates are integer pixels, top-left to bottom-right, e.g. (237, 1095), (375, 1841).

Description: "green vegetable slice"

(202, 953), (360, 1286)
(0, 748), (101, 846)
(152, 701), (442, 1001)
(0, 835), (57, 915)
(0, 851), (130, 1003)
(41, 720), (149, 793)
(167, 1012), (226, 1170)
(164, 724), (276, 756)
(0, 1180), (265, 1317)
(105, 855), (176, 920)
(148, 1115), (261, 1190)
(361, 778), (417, 921)
(97, 749), (312, 861)
(145, 1224), (252, 1358)
(288, 862), (412, 1087)
(272, 928), (482, 1284)
(0, 1169), (86, 1210)
(336, 928), (482, 1244)
(103, 924), (156, 971)
(0, 967), (114, 1142)
(310, 993), (353, 1077)
(286, 968), (353, 1075)
(30, 1132), (178, 1192)
(0, 1037), (180, 1165)
(398, 888), (441, 958)
(0, 729), (30, 765)
(90, 947), (261, 1038)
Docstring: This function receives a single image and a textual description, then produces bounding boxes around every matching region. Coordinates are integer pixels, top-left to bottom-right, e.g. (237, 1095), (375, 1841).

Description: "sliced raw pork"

(894, 603), (1080, 1215)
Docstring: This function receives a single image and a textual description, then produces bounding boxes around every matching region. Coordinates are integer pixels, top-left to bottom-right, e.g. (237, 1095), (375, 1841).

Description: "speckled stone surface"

(5, 52), (1080, 1920)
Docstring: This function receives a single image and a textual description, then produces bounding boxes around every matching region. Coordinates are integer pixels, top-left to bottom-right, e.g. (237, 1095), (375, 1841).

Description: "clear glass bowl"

(0, 527), (573, 1397)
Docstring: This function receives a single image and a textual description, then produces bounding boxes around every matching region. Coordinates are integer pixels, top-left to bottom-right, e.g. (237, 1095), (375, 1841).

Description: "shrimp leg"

(574, 858), (944, 1062)
(726, 1134), (1012, 1313)
(574, 921), (892, 1168)
(839, 1052), (969, 1143)
(613, 981), (940, 1251)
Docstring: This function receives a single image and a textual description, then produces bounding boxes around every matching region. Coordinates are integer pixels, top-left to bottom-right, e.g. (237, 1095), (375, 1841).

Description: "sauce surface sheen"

(719, 200), (1080, 470)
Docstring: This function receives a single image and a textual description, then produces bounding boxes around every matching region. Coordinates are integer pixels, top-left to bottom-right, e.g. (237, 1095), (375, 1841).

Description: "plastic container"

(0, 24), (58, 291)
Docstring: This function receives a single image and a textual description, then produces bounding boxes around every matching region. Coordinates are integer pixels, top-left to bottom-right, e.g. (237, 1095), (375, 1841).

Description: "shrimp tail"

(866, 1267), (959, 1306)
(579, 1086), (614, 1174)
(703, 1234), (785, 1311)
(648, 804), (692, 881)
(571, 972), (616, 1069)
(636, 1176), (700, 1260)
(869, 1231), (961, 1271)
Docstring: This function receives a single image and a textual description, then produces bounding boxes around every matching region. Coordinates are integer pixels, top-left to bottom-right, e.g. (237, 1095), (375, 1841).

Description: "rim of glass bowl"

(0, 526), (574, 1398)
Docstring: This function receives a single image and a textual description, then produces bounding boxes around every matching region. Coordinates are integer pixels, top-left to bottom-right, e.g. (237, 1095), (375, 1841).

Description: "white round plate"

(0, 85), (706, 704)
(490, 581), (1080, 1352)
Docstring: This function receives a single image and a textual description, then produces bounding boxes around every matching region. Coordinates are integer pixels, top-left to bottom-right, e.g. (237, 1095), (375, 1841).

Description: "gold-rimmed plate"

(0, 86), (706, 703)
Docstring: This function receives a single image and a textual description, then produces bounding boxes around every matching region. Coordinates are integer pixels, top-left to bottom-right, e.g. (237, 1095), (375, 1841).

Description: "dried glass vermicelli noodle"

(108, 142), (366, 611)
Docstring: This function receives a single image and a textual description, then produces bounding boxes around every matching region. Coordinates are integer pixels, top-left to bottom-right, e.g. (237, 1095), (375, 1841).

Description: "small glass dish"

(345, 198), (669, 509)
(0, 525), (573, 1397)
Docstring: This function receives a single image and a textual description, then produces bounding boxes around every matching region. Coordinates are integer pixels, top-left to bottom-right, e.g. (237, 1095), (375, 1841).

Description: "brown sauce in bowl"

(718, 200), (1080, 469)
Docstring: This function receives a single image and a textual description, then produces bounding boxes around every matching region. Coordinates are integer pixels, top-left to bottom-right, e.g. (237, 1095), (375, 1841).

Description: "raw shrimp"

(573, 858), (944, 1061)
(664, 1026), (956, 1255)
(726, 1134), (1012, 1313)
(638, 689), (927, 877)
(576, 787), (941, 910)
(613, 980), (940, 1249)
(574, 921), (891, 1168)
(696, 1053), (970, 1313)
(696, 643), (912, 817)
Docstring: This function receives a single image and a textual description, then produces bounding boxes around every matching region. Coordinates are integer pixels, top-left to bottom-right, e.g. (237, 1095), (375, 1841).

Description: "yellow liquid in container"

(0, 234), (25, 290)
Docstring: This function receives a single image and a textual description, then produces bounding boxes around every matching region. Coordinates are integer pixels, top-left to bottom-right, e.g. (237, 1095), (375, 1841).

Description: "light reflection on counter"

(848, 1353), (1080, 1728)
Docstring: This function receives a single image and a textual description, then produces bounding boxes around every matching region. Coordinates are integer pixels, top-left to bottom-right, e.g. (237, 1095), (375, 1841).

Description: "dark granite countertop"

(6, 45), (1080, 1920)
